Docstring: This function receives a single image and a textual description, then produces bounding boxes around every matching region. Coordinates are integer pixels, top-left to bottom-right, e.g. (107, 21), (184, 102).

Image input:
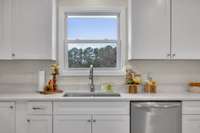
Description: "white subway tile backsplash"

(0, 60), (200, 93)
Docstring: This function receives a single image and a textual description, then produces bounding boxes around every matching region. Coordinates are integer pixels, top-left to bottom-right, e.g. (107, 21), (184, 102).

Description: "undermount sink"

(63, 92), (121, 97)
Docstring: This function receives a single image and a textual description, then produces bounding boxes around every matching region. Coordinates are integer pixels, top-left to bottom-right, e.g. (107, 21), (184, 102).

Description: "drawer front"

(54, 102), (129, 115)
(27, 102), (52, 115)
(182, 101), (200, 114)
(0, 102), (15, 109)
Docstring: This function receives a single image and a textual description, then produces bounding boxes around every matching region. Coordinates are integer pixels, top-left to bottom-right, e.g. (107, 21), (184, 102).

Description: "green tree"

(68, 45), (117, 68)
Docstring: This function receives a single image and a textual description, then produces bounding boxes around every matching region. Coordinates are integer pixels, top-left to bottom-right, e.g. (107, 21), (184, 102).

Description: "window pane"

(66, 15), (118, 40)
(66, 43), (117, 68)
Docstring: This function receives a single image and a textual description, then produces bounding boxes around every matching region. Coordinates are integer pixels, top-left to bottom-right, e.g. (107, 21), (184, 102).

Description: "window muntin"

(64, 13), (120, 69)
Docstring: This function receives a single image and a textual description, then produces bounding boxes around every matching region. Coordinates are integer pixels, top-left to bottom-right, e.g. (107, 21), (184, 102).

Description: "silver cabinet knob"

(10, 106), (14, 109)
(92, 120), (96, 122)
(166, 53), (171, 59)
(27, 119), (30, 123)
(11, 53), (15, 57)
(87, 120), (91, 122)
(172, 54), (176, 59)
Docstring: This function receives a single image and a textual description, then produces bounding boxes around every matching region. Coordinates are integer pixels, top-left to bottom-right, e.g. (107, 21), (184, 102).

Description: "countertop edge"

(0, 93), (199, 101)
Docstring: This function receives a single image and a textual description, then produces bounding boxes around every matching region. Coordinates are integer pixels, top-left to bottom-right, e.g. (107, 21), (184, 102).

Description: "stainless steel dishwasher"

(131, 102), (181, 133)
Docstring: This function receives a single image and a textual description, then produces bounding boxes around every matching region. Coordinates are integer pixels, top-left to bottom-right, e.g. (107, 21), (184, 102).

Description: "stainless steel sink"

(63, 92), (120, 97)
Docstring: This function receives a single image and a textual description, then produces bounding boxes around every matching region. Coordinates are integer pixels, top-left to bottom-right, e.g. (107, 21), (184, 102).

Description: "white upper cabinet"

(129, 0), (200, 60)
(172, 0), (200, 59)
(12, 0), (56, 60)
(128, 0), (171, 59)
(0, 0), (56, 60)
(0, 0), (12, 59)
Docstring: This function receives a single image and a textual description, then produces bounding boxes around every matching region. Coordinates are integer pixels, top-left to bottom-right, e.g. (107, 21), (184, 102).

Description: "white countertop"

(0, 92), (199, 101)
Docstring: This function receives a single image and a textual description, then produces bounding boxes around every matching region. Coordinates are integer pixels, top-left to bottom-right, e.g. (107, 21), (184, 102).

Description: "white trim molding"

(58, 6), (127, 76)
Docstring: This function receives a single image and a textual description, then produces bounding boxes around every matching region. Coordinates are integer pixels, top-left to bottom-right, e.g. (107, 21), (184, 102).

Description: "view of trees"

(68, 45), (117, 68)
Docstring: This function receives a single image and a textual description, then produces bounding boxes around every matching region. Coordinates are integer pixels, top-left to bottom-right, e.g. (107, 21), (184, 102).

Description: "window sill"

(60, 69), (125, 76)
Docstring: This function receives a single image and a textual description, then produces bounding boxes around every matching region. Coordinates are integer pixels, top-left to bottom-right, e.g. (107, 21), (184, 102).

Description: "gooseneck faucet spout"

(89, 65), (95, 92)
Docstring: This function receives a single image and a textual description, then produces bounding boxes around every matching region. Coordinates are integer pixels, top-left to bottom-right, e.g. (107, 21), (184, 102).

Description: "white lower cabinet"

(182, 115), (200, 133)
(23, 102), (53, 133)
(92, 115), (129, 133)
(53, 102), (129, 133)
(54, 115), (129, 133)
(54, 115), (91, 133)
(14, 101), (129, 133)
(182, 101), (200, 133)
(0, 102), (15, 133)
(26, 115), (52, 133)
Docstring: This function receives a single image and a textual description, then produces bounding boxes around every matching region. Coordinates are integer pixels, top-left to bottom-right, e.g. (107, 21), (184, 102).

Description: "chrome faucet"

(89, 65), (95, 92)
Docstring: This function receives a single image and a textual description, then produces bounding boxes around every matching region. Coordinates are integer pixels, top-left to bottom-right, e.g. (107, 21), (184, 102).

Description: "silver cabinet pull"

(92, 120), (96, 122)
(10, 106), (14, 109)
(87, 120), (91, 122)
(27, 119), (30, 123)
(32, 107), (44, 110)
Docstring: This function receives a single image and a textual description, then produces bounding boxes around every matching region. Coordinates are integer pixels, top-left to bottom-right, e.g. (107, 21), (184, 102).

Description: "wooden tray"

(188, 86), (200, 93)
(40, 89), (63, 95)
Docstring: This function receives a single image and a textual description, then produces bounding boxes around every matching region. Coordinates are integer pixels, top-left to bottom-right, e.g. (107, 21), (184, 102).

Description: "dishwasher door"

(131, 102), (181, 133)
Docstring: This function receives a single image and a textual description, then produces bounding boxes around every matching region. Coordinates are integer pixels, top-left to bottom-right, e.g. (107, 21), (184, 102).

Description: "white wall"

(0, 0), (200, 93)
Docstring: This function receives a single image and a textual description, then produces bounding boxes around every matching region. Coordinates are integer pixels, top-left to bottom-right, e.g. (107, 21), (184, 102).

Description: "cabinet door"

(26, 116), (52, 133)
(0, 0), (12, 59)
(92, 115), (129, 133)
(182, 115), (200, 133)
(128, 0), (170, 59)
(172, 0), (200, 59)
(13, 0), (55, 60)
(54, 115), (91, 133)
(0, 102), (15, 133)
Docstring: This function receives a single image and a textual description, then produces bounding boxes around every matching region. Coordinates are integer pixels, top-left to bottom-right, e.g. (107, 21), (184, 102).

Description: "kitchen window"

(59, 8), (126, 76)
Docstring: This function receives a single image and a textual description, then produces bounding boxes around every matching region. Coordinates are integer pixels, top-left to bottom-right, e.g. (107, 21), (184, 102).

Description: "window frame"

(58, 7), (126, 76)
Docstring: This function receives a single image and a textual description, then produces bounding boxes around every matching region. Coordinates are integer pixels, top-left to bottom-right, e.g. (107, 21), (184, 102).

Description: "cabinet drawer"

(27, 102), (52, 115)
(0, 102), (15, 109)
(53, 102), (129, 115)
(182, 101), (200, 114)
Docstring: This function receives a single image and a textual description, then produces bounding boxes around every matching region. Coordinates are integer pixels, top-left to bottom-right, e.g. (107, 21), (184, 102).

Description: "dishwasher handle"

(134, 103), (181, 109)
